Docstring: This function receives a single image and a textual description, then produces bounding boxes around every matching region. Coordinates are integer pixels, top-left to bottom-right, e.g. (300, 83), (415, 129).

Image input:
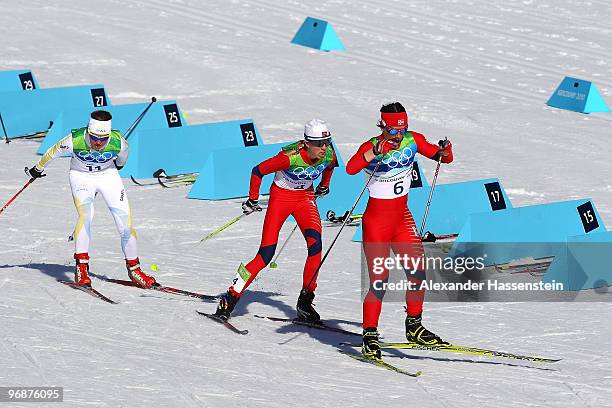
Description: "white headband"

(88, 118), (112, 136)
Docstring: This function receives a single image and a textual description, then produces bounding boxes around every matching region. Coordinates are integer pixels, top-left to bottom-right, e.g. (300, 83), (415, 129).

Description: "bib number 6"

(394, 180), (404, 195)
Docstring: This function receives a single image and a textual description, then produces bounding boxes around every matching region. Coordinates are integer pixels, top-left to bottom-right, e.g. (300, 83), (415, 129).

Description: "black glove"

(438, 138), (451, 149)
(242, 199), (262, 215)
(315, 185), (329, 197)
(432, 138), (452, 161)
(114, 160), (124, 170)
(26, 166), (46, 179)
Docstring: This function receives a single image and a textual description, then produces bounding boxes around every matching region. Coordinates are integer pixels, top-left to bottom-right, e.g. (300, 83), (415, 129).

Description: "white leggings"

(69, 169), (138, 259)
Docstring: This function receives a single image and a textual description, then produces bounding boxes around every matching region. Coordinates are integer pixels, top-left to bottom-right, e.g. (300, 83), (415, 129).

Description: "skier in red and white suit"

(346, 102), (453, 360)
(214, 119), (337, 322)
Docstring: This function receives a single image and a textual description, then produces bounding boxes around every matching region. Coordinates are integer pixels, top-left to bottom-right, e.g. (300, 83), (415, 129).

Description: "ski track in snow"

(2, 0), (612, 407)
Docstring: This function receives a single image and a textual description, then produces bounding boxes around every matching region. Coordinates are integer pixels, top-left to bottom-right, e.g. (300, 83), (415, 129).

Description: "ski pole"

(199, 213), (248, 243)
(418, 138), (448, 238)
(0, 177), (35, 216)
(269, 223), (299, 269)
(304, 161), (382, 291)
(1, 113), (9, 144)
(124, 97), (157, 140)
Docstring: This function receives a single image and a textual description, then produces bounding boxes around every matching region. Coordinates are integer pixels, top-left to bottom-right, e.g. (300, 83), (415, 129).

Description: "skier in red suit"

(214, 119), (337, 322)
(346, 102), (453, 360)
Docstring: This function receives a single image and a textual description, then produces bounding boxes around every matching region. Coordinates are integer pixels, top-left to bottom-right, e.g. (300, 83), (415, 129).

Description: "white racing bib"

(365, 165), (413, 199)
(364, 135), (418, 199)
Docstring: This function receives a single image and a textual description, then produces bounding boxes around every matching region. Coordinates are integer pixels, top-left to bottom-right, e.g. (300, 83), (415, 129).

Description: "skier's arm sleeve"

(413, 132), (453, 163)
(115, 137), (129, 169)
(249, 152), (291, 200)
(346, 141), (374, 175)
(319, 150), (337, 187)
(35, 135), (73, 170)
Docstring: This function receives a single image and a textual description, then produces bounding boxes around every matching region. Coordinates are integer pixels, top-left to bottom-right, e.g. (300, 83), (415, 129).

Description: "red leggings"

(239, 184), (322, 294)
(362, 196), (425, 328)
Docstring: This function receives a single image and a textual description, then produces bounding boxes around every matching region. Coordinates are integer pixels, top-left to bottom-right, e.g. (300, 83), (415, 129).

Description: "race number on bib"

(366, 165), (413, 199)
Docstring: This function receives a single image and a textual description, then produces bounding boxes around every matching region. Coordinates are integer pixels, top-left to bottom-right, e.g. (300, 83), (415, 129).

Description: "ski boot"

(126, 258), (156, 288)
(74, 253), (92, 286)
(405, 314), (450, 346)
(362, 327), (382, 360)
(214, 289), (240, 321)
(296, 289), (320, 322)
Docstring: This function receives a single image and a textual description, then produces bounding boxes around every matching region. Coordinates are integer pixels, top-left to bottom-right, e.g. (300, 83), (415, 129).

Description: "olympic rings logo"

(381, 146), (415, 169)
(77, 150), (115, 163)
(291, 163), (327, 180)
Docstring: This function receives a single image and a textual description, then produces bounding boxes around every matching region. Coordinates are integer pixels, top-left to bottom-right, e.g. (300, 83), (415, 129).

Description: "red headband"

(381, 112), (408, 128)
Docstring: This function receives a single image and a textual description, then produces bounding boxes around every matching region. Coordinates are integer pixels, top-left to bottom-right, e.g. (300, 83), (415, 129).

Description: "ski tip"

(338, 350), (422, 377)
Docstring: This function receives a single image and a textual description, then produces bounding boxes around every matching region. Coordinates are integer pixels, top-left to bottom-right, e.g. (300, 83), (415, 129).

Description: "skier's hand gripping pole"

(241, 199), (262, 215)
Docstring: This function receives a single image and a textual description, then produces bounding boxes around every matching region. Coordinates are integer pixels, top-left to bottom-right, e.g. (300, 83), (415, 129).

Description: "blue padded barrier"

(291, 17), (345, 51)
(547, 76), (610, 113)
(0, 85), (110, 139)
(188, 143), (287, 200)
(449, 199), (606, 266)
(119, 119), (262, 179)
(0, 70), (39, 92)
(541, 231), (612, 291)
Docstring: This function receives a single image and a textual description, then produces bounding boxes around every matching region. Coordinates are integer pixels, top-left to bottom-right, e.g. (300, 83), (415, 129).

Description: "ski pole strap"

(124, 97), (157, 140)
(0, 178), (35, 216)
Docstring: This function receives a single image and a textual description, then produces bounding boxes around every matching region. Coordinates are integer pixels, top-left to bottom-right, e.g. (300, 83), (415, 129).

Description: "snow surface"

(1, 0), (612, 407)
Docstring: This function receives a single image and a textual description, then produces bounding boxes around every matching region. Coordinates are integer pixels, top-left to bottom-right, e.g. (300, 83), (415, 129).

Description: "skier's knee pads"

(257, 244), (277, 265)
(304, 229), (322, 257)
(366, 281), (388, 302)
(404, 268), (426, 282)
